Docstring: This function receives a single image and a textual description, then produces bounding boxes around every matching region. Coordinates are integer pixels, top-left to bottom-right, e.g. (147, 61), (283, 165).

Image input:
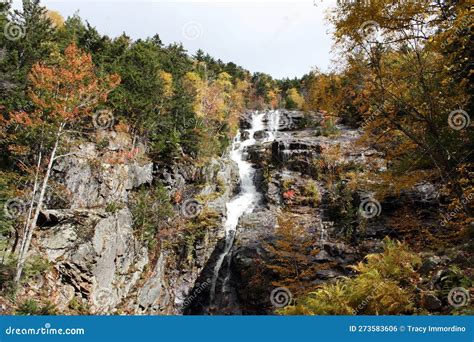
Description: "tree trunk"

(14, 125), (63, 284)
(14, 151), (42, 256)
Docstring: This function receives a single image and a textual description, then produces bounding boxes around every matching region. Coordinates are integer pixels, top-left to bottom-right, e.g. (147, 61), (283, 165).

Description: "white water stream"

(266, 109), (280, 141)
(209, 110), (280, 305)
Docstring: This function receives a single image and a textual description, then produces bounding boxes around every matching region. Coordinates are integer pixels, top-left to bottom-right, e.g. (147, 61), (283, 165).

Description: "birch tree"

(5, 43), (120, 283)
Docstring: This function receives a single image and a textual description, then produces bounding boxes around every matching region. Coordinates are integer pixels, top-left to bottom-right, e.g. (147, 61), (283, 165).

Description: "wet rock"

(275, 110), (304, 131)
(421, 292), (442, 311)
(428, 269), (450, 290)
(240, 112), (253, 129)
(266, 182), (282, 205)
(271, 138), (323, 167)
(254, 130), (268, 140)
(394, 182), (440, 207)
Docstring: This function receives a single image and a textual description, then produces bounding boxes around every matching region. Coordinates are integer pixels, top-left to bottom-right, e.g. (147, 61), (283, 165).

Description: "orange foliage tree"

(264, 215), (332, 297)
(5, 43), (120, 282)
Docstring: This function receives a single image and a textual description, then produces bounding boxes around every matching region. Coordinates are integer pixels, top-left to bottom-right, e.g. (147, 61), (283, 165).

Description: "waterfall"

(209, 111), (266, 305)
(266, 109), (280, 141)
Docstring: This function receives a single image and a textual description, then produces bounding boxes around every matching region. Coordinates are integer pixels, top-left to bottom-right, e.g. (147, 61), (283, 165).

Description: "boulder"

(421, 292), (442, 311)
(419, 256), (441, 274)
(253, 130), (268, 140)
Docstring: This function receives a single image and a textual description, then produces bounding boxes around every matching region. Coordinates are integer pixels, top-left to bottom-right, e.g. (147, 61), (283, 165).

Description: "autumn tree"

(328, 1), (472, 217)
(4, 43), (120, 282)
(45, 10), (64, 28)
(264, 215), (332, 297)
(182, 70), (248, 158)
(285, 87), (304, 110)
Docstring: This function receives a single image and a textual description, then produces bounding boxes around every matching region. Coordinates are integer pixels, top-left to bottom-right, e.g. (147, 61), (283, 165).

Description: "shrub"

(22, 255), (50, 282)
(0, 254), (16, 295)
(16, 299), (58, 315)
(0, 254), (49, 296)
(105, 201), (124, 214)
(130, 183), (173, 250)
(315, 118), (339, 137)
(279, 238), (421, 315)
(183, 208), (220, 262)
(326, 181), (359, 240)
(68, 297), (90, 315)
(302, 180), (321, 207)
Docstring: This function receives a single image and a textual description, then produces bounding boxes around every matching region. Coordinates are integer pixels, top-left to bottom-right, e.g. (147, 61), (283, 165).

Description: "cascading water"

(209, 111), (266, 306)
(266, 109), (280, 141)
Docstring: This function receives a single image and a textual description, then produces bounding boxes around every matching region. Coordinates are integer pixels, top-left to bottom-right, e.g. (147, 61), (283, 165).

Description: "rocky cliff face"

(11, 110), (462, 316)
(18, 130), (239, 315)
(184, 110), (447, 315)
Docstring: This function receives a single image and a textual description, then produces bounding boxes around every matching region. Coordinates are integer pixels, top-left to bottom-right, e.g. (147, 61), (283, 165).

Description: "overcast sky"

(13, 0), (338, 79)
